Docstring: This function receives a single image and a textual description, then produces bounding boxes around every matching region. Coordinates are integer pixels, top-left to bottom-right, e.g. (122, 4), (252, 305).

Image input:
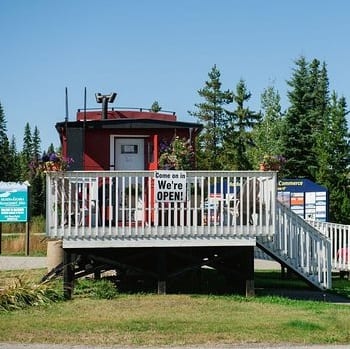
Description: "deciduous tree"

(250, 85), (284, 169)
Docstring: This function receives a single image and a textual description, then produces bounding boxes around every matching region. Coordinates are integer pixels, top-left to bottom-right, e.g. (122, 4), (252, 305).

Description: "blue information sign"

(0, 182), (28, 222)
(277, 178), (328, 221)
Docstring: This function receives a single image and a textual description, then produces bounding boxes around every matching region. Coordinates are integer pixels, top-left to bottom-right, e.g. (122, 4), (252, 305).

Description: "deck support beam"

(245, 246), (255, 297)
(63, 249), (74, 300)
(157, 248), (167, 295)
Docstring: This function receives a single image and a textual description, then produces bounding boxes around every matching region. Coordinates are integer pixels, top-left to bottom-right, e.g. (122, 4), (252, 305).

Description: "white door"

(114, 138), (144, 221)
(114, 138), (144, 170)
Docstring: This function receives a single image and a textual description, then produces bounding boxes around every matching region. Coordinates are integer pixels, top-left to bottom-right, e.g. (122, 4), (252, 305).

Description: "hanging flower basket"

(259, 154), (286, 171)
(158, 136), (194, 170)
(30, 152), (74, 175)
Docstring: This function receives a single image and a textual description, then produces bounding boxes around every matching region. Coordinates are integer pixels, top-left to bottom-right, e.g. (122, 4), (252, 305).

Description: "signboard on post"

(0, 182), (28, 222)
(155, 170), (187, 202)
(277, 178), (328, 221)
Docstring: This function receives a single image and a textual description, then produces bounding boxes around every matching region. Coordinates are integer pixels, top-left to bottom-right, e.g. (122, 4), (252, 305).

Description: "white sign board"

(155, 171), (186, 202)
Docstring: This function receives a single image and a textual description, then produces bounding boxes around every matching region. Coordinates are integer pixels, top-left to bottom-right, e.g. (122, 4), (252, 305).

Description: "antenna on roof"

(84, 87), (87, 122)
(65, 87), (69, 122)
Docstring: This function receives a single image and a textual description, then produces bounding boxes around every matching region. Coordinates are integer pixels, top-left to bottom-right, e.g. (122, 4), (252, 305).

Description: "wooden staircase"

(256, 201), (332, 290)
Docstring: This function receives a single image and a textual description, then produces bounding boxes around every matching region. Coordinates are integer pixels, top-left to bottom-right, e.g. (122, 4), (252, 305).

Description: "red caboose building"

(56, 95), (202, 172)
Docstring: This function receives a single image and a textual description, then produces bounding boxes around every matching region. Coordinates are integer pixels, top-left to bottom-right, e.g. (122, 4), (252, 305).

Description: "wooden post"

(157, 248), (167, 295)
(25, 222), (30, 256)
(245, 246), (255, 297)
(25, 185), (31, 256)
(0, 222), (2, 254)
(63, 249), (74, 300)
(94, 269), (101, 279)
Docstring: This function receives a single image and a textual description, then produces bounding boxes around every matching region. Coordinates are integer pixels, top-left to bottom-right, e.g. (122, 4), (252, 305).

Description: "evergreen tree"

(281, 56), (329, 180)
(307, 59), (330, 178)
(32, 126), (41, 161)
(0, 102), (12, 181)
(315, 93), (350, 223)
(249, 85), (284, 169)
(150, 101), (161, 112)
(22, 122), (33, 162)
(281, 57), (312, 178)
(30, 171), (45, 217)
(223, 79), (261, 170)
(29, 127), (45, 216)
(8, 136), (20, 181)
(47, 143), (55, 154)
(189, 65), (231, 169)
(20, 122), (33, 180)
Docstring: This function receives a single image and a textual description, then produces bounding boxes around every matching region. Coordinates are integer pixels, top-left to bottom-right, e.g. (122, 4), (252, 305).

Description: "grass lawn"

(0, 268), (349, 347)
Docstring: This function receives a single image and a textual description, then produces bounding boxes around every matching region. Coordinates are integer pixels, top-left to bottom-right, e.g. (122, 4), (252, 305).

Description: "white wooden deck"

(45, 170), (341, 290)
(46, 170), (277, 248)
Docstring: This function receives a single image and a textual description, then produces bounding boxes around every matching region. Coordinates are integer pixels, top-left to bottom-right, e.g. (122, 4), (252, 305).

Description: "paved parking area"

(0, 257), (280, 271)
(0, 256), (47, 270)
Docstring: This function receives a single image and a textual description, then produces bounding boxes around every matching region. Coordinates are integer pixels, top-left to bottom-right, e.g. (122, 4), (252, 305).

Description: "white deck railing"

(307, 220), (350, 271)
(257, 201), (332, 289)
(46, 170), (277, 247)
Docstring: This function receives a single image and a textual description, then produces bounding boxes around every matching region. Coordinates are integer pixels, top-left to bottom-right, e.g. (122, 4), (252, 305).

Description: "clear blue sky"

(1, 0), (350, 151)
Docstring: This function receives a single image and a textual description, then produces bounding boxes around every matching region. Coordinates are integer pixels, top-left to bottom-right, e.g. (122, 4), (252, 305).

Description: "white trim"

(63, 236), (256, 249)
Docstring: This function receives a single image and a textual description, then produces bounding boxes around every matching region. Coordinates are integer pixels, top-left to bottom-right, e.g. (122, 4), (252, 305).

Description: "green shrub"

(75, 278), (118, 299)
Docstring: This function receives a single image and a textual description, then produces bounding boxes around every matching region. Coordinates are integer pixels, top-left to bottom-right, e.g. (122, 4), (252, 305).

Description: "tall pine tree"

(8, 136), (20, 182)
(315, 93), (350, 223)
(20, 122), (33, 180)
(189, 65), (231, 169)
(30, 127), (45, 216)
(223, 79), (261, 170)
(32, 126), (41, 161)
(0, 102), (12, 181)
(281, 57), (329, 180)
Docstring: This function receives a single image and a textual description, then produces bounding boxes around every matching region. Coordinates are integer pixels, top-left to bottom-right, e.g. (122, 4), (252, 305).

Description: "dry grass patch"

(1, 234), (47, 255)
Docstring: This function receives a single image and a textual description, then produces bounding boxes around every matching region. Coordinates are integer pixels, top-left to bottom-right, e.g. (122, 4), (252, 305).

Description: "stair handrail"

(306, 219), (350, 272)
(259, 201), (332, 289)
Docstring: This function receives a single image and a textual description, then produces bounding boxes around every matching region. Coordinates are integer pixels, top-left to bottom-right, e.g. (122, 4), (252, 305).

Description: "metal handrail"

(76, 106), (177, 115)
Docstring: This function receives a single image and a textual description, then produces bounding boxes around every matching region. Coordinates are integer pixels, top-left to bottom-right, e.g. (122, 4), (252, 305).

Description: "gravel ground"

(0, 256), (47, 270)
(0, 256), (280, 271)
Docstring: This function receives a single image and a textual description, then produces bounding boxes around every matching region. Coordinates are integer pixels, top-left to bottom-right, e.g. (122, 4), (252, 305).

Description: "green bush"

(75, 278), (118, 299)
